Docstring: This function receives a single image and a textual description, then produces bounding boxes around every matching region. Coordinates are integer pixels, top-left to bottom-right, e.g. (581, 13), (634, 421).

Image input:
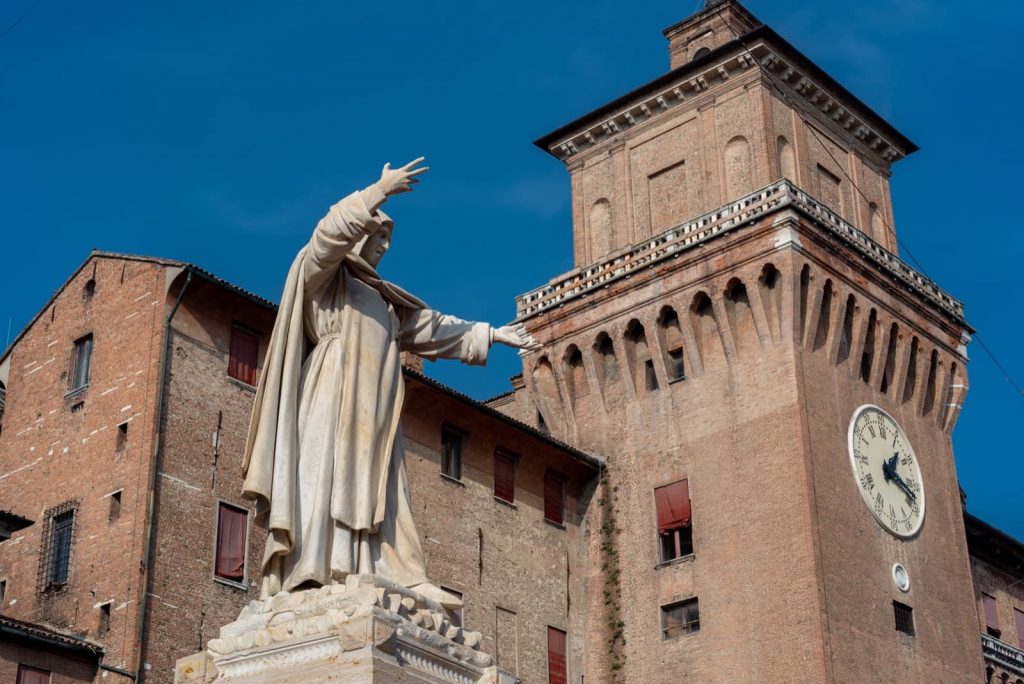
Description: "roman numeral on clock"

(860, 473), (874, 491)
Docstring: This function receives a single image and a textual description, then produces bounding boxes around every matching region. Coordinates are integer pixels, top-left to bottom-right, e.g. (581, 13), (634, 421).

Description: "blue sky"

(2, 1), (1022, 538)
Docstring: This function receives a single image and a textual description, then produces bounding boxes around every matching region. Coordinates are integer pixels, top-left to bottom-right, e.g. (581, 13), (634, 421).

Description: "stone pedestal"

(174, 575), (518, 684)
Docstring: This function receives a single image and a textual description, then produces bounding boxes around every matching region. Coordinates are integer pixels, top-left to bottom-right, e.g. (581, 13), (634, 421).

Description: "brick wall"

(139, 276), (274, 680)
(515, 204), (980, 681)
(0, 255), (168, 681)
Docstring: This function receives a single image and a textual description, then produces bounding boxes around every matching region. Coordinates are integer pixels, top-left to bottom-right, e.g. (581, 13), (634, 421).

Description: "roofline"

(534, 24), (917, 157)
(0, 614), (104, 658)
(964, 511), (1024, 576)
(0, 250), (277, 365)
(0, 509), (34, 528)
(403, 367), (604, 471)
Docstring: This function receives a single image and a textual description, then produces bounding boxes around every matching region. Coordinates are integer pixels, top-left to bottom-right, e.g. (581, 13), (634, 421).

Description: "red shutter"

(494, 452), (515, 503)
(983, 593), (999, 630)
(654, 480), (691, 534)
(229, 327), (259, 386)
(547, 627), (567, 684)
(17, 665), (51, 684)
(544, 473), (565, 524)
(1015, 608), (1024, 649)
(215, 504), (247, 581)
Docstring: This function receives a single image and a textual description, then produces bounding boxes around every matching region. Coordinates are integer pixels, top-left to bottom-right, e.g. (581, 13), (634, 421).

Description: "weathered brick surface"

(0, 255), (168, 680)
(1, 256), (600, 683)
(139, 275), (275, 680)
(403, 375), (598, 682)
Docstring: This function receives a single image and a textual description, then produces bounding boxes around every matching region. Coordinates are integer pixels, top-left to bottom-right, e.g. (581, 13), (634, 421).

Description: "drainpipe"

(132, 269), (193, 683)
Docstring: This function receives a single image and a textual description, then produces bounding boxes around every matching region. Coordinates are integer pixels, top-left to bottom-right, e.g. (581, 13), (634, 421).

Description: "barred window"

(893, 601), (914, 636)
(39, 502), (77, 594)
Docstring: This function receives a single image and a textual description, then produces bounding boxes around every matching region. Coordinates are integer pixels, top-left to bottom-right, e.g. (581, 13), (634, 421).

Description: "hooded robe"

(242, 186), (491, 598)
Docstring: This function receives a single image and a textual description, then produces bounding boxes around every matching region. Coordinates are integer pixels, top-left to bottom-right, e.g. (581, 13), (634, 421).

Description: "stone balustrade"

(982, 632), (1024, 677)
(514, 180), (965, 324)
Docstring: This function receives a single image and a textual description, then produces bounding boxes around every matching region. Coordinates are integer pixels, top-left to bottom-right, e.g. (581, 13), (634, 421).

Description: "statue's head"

(360, 211), (394, 268)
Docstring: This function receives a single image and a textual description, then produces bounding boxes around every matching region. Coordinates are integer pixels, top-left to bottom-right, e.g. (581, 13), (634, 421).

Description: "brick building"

(0, 252), (600, 683)
(1, 1), (1023, 683)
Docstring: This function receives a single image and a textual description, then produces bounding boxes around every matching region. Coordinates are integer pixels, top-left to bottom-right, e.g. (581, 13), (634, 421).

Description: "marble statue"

(241, 159), (536, 608)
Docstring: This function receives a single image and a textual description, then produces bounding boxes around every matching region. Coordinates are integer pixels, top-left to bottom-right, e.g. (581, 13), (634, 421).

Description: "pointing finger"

(402, 157), (426, 169)
(406, 166), (430, 176)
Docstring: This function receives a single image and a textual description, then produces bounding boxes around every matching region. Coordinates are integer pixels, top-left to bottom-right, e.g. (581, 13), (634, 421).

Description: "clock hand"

(882, 452), (916, 502)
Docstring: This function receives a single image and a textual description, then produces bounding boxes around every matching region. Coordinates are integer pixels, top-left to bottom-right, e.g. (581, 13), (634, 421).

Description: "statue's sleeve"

(397, 308), (492, 366)
(304, 185), (387, 293)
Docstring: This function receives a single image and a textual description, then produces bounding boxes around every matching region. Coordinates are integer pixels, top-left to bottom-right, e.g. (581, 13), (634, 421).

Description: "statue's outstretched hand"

(493, 323), (541, 352)
(378, 157), (429, 197)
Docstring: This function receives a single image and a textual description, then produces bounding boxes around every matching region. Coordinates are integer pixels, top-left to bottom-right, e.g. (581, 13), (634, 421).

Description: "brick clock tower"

(512, 1), (981, 681)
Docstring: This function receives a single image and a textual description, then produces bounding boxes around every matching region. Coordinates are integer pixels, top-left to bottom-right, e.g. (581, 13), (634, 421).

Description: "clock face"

(848, 405), (925, 538)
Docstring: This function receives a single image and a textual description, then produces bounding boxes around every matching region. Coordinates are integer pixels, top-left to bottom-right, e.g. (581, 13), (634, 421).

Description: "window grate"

(37, 500), (78, 595)
(893, 601), (914, 636)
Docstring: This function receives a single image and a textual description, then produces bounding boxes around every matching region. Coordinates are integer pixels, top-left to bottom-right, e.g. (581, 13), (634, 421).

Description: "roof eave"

(534, 25), (917, 157)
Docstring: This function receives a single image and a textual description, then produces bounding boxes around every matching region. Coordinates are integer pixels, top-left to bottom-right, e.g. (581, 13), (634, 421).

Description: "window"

(544, 472), (566, 525)
(0, 579), (6, 602)
(440, 428), (464, 481)
(109, 491), (122, 522)
(98, 602), (111, 635)
(42, 507), (75, 591)
(983, 593), (1001, 638)
(69, 334), (93, 392)
(547, 626), (567, 684)
(1014, 608), (1024, 650)
(667, 348), (685, 381)
(493, 451), (516, 504)
(115, 422), (128, 453)
(214, 503), (248, 583)
(662, 598), (700, 639)
(644, 360), (659, 391)
(655, 480), (693, 562)
(16, 665), (50, 684)
(893, 601), (914, 636)
(228, 326), (259, 386)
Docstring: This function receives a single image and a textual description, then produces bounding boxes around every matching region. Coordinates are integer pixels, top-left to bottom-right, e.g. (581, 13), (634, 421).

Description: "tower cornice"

(534, 26), (917, 166)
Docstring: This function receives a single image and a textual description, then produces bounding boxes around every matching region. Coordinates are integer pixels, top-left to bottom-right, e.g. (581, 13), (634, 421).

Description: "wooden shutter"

(215, 504), (247, 581)
(17, 665), (51, 684)
(229, 327), (259, 386)
(494, 452), (515, 503)
(547, 627), (567, 684)
(544, 472), (565, 524)
(654, 480), (691, 534)
(983, 593), (999, 630)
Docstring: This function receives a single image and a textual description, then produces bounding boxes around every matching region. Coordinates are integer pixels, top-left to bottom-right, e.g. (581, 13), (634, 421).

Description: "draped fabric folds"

(242, 189), (492, 600)
(216, 505), (247, 581)
(654, 479), (691, 534)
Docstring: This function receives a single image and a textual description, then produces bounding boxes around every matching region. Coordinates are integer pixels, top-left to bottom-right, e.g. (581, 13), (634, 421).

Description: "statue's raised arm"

(242, 158), (535, 607)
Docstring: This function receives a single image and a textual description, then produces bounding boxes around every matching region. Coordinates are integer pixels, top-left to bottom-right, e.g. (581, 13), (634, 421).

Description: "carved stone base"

(174, 575), (518, 684)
